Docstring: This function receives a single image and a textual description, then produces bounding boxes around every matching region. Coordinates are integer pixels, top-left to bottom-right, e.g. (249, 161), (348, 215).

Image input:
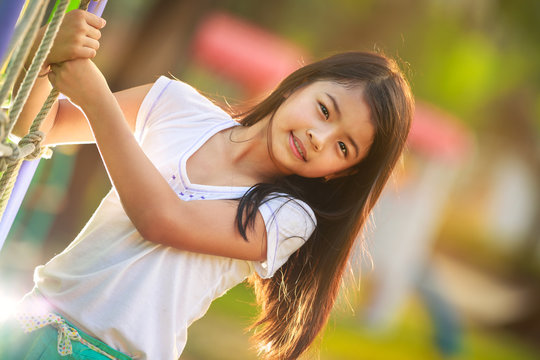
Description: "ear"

(324, 167), (358, 181)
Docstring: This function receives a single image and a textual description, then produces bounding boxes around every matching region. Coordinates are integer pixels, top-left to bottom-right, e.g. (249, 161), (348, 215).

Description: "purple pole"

(0, 0), (26, 64)
(87, 0), (108, 17)
(0, 0), (109, 251)
(0, 160), (40, 249)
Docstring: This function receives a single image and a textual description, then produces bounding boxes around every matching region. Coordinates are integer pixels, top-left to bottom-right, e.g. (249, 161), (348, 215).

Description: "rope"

(80, 0), (92, 10)
(0, 0), (48, 107)
(0, 163), (23, 216)
(7, 0), (71, 133)
(0, 0), (94, 219)
(0, 0), (47, 82)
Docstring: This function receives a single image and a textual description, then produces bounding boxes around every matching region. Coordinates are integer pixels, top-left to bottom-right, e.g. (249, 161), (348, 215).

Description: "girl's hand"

(48, 59), (110, 108)
(42, 10), (106, 73)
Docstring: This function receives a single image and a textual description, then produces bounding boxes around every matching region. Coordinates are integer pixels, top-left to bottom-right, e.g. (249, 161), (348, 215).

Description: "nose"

(307, 126), (333, 152)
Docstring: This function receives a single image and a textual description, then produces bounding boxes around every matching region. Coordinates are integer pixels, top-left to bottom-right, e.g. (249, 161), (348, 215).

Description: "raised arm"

(13, 9), (153, 146)
(13, 10), (104, 136)
(49, 59), (267, 261)
(43, 83), (152, 146)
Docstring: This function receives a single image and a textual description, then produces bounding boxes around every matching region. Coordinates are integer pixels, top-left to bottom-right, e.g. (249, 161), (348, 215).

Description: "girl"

(1, 9), (413, 360)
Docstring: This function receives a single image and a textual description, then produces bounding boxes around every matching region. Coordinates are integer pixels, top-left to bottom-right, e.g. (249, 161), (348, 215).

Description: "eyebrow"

(326, 93), (341, 117)
(326, 93), (360, 159)
(347, 134), (360, 159)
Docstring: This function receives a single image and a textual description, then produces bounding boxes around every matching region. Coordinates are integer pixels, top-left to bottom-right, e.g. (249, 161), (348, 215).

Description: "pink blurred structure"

(409, 103), (472, 163)
(191, 12), (308, 96)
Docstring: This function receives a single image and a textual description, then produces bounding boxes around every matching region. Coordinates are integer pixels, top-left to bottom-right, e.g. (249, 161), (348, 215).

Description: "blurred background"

(1, 0), (539, 359)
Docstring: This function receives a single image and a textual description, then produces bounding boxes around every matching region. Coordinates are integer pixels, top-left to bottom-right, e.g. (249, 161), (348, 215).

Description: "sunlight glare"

(0, 294), (18, 322)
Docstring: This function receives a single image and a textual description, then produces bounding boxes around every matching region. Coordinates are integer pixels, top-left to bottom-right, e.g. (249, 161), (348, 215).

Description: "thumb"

(47, 70), (56, 87)
(48, 63), (63, 87)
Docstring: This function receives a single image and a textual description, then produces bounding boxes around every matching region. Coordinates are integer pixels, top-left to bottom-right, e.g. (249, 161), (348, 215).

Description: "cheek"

(285, 100), (315, 126)
(312, 154), (347, 175)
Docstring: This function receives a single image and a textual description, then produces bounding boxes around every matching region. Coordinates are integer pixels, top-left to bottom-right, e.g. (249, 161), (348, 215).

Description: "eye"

(338, 141), (348, 157)
(319, 103), (329, 119)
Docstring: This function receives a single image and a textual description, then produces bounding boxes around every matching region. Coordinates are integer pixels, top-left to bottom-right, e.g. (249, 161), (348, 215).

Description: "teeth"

(293, 137), (305, 159)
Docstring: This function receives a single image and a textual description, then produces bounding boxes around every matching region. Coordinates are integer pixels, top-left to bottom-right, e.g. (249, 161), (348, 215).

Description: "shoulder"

(142, 76), (230, 119)
(259, 194), (316, 237)
(135, 76), (233, 140)
(252, 194), (317, 279)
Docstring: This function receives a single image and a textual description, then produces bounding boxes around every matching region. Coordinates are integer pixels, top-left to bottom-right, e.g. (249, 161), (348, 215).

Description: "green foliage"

(416, 31), (499, 123)
(47, 0), (82, 23)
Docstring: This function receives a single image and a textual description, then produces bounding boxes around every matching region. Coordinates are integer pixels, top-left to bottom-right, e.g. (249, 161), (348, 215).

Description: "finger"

(86, 26), (102, 41)
(84, 11), (106, 29)
(83, 37), (100, 51)
(76, 46), (97, 59)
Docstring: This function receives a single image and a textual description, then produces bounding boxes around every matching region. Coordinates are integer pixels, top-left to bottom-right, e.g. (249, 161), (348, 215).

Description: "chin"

(295, 171), (323, 179)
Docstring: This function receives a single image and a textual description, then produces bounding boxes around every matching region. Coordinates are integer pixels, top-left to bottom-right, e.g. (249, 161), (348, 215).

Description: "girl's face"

(268, 80), (375, 178)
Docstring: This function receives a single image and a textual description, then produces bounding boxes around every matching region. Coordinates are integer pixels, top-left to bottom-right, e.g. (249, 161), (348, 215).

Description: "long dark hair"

(236, 51), (414, 359)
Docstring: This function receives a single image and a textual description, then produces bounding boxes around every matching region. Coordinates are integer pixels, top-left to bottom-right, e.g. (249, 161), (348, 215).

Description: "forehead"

(303, 80), (369, 114)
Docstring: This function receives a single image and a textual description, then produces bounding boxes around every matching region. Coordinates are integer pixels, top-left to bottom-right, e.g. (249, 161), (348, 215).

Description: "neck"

(225, 117), (280, 182)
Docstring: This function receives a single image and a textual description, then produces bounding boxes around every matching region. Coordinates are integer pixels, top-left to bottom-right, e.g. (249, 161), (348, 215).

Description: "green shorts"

(0, 313), (131, 360)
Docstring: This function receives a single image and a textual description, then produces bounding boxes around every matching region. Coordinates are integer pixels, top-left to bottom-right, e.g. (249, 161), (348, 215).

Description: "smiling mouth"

(290, 133), (306, 161)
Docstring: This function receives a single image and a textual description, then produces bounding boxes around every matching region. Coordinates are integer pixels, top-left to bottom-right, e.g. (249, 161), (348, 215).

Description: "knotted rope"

(0, 0), (93, 220)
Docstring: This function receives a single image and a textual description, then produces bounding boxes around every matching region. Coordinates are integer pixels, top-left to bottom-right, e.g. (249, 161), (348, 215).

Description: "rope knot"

(19, 130), (46, 160)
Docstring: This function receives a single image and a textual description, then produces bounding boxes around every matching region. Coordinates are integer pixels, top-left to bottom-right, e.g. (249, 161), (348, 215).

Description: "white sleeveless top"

(20, 77), (316, 359)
